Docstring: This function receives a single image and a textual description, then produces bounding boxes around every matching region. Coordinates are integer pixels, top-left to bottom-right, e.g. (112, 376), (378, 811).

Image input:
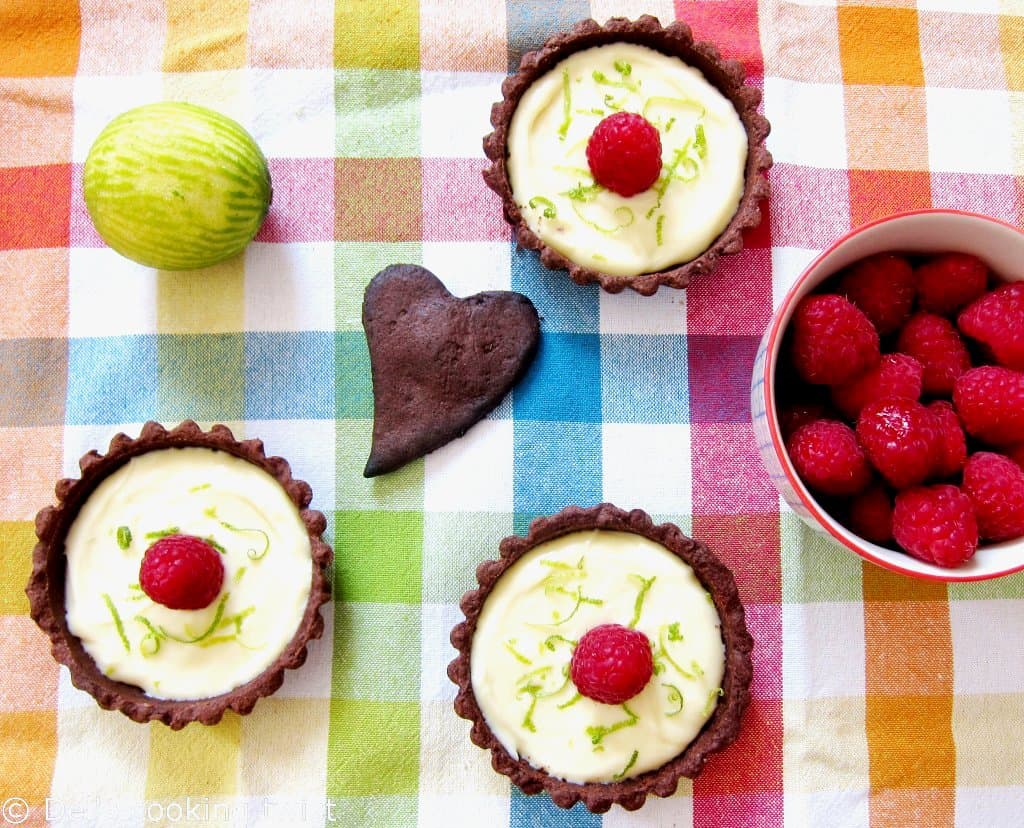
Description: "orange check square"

(866, 695), (956, 790)
(848, 169), (932, 229)
(0, 0), (80, 78)
(838, 7), (924, 87)
(0, 710), (56, 802)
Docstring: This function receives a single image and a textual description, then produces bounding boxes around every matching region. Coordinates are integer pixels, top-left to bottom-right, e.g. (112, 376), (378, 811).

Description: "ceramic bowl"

(752, 209), (1024, 581)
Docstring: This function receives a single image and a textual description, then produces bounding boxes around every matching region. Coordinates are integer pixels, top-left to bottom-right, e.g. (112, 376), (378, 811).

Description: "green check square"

(335, 69), (420, 158)
(950, 570), (1024, 601)
(331, 602), (420, 700)
(327, 700), (420, 796)
(422, 511), (512, 603)
(335, 419), (424, 510)
(325, 796), (417, 825)
(336, 331), (373, 420)
(157, 333), (245, 422)
(334, 242), (422, 333)
(333, 510), (422, 603)
(781, 512), (864, 603)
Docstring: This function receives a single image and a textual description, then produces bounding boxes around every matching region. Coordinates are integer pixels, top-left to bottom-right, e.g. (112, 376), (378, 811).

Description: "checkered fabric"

(2, 0), (1024, 826)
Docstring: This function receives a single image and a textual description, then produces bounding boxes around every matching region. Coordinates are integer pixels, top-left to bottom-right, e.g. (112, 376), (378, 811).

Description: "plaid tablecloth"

(2, 1), (1024, 826)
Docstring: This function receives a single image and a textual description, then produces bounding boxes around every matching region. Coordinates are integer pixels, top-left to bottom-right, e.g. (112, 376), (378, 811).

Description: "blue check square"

(601, 333), (690, 424)
(514, 333), (601, 423)
(245, 331), (335, 420)
(67, 335), (157, 425)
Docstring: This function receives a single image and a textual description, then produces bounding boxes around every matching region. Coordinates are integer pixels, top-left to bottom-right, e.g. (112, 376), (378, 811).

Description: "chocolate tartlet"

(27, 420), (332, 729)
(449, 503), (753, 812)
(483, 15), (772, 296)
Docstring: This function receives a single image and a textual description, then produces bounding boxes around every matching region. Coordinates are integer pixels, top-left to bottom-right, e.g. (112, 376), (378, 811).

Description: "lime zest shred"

(505, 639), (533, 665)
(549, 585), (604, 626)
(613, 749), (639, 781)
(613, 60), (632, 77)
(665, 116), (676, 133)
(217, 519), (270, 560)
(663, 683), (685, 716)
(586, 704), (639, 746)
(557, 692), (582, 710)
(102, 593), (130, 653)
(657, 625), (694, 679)
(574, 107), (605, 117)
(694, 122), (708, 158)
(628, 574), (656, 628)
(656, 214), (666, 246)
(234, 566), (247, 583)
(145, 526), (180, 541)
(558, 68), (572, 140)
(603, 93), (624, 112)
(205, 536), (227, 555)
(667, 622), (684, 643)
(570, 202), (634, 235)
(542, 634), (577, 652)
(188, 483), (212, 492)
(703, 687), (724, 717)
(592, 69), (638, 92)
(136, 592), (232, 654)
(527, 196), (557, 219)
(116, 525), (132, 550)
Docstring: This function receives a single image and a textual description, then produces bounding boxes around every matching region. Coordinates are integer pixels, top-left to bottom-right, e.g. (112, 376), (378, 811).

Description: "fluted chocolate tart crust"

(449, 503), (753, 812)
(483, 15), (772, 296)
(27, 420), (332, 730)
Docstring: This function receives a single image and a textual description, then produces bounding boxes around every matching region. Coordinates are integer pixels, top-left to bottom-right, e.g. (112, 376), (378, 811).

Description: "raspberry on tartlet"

(586, 112), (662, 197)
(571, 624), (654, 704)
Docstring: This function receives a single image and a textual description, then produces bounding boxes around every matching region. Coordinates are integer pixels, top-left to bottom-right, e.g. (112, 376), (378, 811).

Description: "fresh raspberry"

(570, 624), (654, 705)
(139, 534), (224, 610)
(778, 400), (828, 439)
(856, 398), (938, 489)
(958, 282), (1024, 371)
(585, 112), (663, 198)
(962, 452), (1024, 542)
(953, 366), (1024, 445)
(1007, 443), (1024, 471)
(830, 353), (923, 421)
(892, 485), (978, 567)
(915, 253), (988, 316)
(838, 253), (915, 335)
(790, 294), (880, 386)
(787, 419), (873, 496)
(847, 484), (894, 544)
(896, 312), (972, 396)
(928, 401), (967, 479)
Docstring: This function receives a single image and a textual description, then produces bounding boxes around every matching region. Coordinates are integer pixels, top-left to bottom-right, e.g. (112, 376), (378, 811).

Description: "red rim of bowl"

(762, 208), (1024, 582)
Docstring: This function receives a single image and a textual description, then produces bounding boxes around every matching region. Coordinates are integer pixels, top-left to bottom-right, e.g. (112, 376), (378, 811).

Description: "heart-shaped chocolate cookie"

(362, 265), (540, 477)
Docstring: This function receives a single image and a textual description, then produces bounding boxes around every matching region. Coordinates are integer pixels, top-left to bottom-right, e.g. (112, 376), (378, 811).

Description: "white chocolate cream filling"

(64, 447), (313, 700)
(508, 42), (747, 278)
(471, 530), (726, 784)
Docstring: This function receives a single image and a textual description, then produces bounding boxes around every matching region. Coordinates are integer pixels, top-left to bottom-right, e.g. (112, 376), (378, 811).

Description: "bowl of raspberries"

(753, 209), (1024, 580)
